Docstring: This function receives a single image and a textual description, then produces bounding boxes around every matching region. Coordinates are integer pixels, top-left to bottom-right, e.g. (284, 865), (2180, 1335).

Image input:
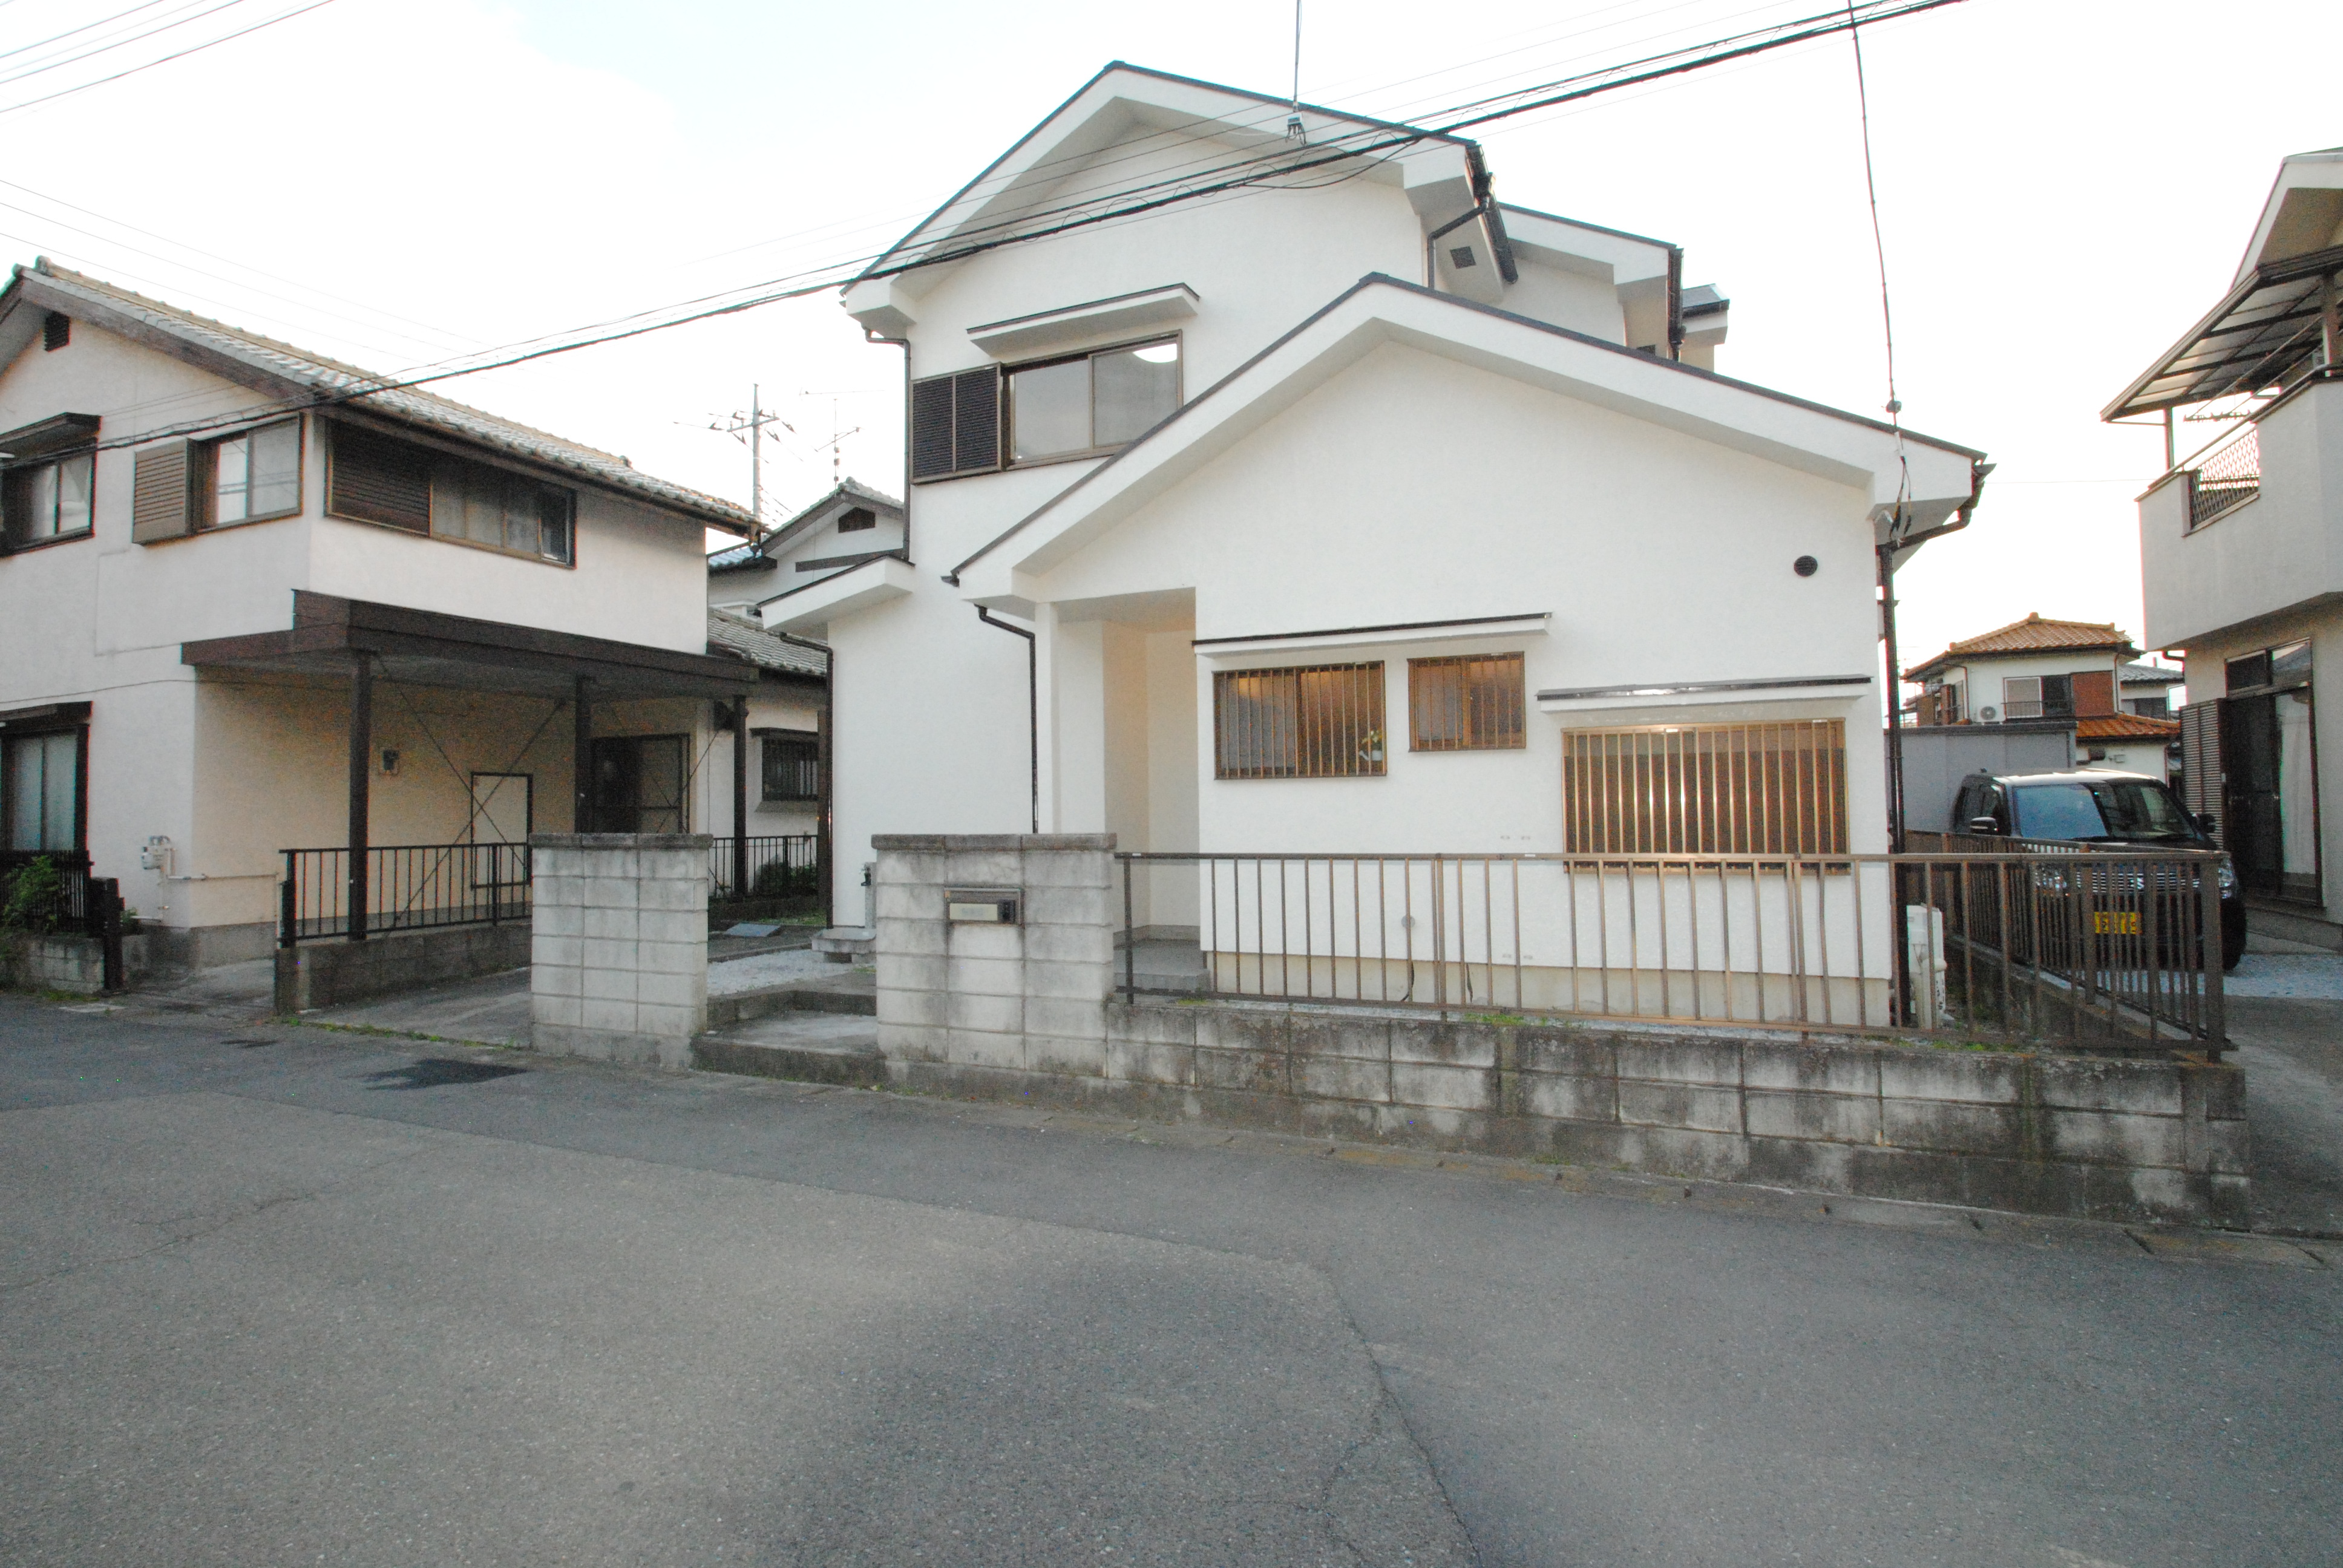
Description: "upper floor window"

(204, 419), (301, 526)
(908, 336), (1181, 483)
(326, 422), (574, 566)
(2001, 673), (2073, 720)
(1009, 338), (1179, 463)
(2, 449), (93, 548)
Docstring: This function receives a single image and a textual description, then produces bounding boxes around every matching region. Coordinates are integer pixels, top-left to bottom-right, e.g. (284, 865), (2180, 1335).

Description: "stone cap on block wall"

(531, 833), (714, 850)
(872, 834), (1116, 852)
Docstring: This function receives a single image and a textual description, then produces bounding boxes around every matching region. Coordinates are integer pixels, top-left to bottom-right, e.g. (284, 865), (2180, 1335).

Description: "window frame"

(1407, 653), (1527, 753)
(759, 729), (821, 803)
(1, 719), (87, 855)
(1, 446), (96, 553)
(1003, 333), (1184, 470)
(1559, 719), (1850, 855)
(324, 420), (577, 569)
(197, 416), (304, 531)
(1213, 661), (1388, 782)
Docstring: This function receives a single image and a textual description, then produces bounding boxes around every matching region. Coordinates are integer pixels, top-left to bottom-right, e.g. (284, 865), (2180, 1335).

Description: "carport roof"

(182, 592), (760, 701)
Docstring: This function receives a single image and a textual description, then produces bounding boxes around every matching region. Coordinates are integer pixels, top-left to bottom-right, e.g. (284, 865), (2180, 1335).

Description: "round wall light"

(1793, 555), (1820, 577)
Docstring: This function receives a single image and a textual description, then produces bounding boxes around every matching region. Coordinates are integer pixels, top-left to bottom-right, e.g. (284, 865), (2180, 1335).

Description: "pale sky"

(4, 0), (2337, 682)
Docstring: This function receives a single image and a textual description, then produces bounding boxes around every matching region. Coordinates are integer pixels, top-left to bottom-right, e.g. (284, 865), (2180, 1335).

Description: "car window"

(2092, 779), (2196, 839)
(2010, 784), (2108, 840)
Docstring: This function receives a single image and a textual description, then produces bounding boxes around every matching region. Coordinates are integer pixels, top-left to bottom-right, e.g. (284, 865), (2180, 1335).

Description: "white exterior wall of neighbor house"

(713, 486), (905, 610)
(0, 312), (724, 941)
(1929, 649), (2129, 722)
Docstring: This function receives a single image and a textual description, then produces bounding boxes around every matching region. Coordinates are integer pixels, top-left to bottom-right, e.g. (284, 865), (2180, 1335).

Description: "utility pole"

(707, 388), (790, 536)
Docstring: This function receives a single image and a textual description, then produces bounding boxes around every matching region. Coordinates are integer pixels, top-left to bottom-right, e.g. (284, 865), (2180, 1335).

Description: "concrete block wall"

(274, 922), (530, 1013)
(530, 834), (710, 1070)
(872, 835), (1116, 1077)
(870, 836), (2249, 1227)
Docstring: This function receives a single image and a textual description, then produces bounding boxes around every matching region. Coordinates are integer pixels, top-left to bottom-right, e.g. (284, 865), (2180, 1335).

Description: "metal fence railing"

(2187, 424), (2260, 530)
(1114, 847), (2227, 1054)
(1, 850), (126, 989)
(280, 842), (531, 947)
(710, 834), (819, 901)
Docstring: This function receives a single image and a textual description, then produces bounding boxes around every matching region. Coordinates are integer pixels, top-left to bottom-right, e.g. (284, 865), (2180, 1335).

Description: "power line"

(0, 0), (260, 89)
(0, 0), (335, 117)
(60, 0), (1968, 459)
(0, 0), (181, 66)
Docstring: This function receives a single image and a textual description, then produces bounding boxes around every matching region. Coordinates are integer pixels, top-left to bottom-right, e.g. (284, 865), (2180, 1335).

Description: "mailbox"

(946, 888), (1021, 924)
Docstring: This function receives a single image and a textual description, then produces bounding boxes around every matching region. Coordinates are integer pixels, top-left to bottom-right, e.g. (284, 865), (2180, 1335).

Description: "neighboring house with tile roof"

(705, 608), (830, 858)
(1902, 613), (2174, 780)
(0, 260), (807, 978)
(708, 479), (902, 611)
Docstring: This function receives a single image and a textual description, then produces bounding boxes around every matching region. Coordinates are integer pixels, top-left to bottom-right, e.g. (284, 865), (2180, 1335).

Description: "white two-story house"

(0, 261), (804, 973)
(2111, 148), (2343, 944)
(762, 64), (1985, 954)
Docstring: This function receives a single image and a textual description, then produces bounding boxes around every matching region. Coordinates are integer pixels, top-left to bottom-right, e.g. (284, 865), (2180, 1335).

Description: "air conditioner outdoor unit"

(1978, 705), (1999, 722)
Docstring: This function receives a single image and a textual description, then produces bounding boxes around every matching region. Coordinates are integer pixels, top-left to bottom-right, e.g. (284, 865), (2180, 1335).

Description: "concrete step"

(704, 972), (875, 1028)
(811, 926), (876, 962)
(694, 1011), (884, 1087)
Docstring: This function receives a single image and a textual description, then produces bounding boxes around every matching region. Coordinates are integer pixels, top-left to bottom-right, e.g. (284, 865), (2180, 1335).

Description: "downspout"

(975, 607), (1039, 834)
(1880, 459), (1992, 851)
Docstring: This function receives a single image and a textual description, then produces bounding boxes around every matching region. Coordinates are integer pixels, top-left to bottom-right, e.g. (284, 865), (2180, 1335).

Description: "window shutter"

(326, 423), (432, 532)
(952, 367), (998, 473)
(130, 441), (192, 543)
(908, 368), (1001, 482)
(909, 375), (955, 480)
(2180, 699), (2222, 844)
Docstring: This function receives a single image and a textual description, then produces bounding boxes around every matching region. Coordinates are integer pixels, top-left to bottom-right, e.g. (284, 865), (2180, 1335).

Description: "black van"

(1950, 769), (2244, 969)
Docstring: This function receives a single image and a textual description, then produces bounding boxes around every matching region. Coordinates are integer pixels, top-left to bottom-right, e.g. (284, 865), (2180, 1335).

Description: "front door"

(588, 736), (687, 834)
(2222, 691), (2319, 903)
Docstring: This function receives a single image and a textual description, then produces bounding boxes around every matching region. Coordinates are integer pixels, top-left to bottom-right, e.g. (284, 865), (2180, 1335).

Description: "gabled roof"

(949, 273), (1983, 601)
(3, 260), (756, 534)
(707, 607), (827, 679)
(709, 478), (904, 573)
(2119, 661), (2184, 687)
(845, 62), (1483, 322)
(1906, 613), (2138, 681)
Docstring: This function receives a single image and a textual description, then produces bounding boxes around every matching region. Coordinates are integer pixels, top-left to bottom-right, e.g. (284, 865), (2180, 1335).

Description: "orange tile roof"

(1906, 613), (2139, 679)
(2077, 714), (2180, 740)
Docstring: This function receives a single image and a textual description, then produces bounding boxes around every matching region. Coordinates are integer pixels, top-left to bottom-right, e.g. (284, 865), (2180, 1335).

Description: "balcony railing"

(2187, 425), (2261, 531)
(1115, 846), (2228, 1054)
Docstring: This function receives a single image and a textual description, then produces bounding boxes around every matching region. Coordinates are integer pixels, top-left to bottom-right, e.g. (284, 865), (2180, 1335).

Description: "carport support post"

(346, 653), (372, 942)
(730, 694), (749, 899)
(572, 676), (594, 832)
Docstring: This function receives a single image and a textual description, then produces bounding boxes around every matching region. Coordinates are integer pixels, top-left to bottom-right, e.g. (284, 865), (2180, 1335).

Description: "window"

(2126, 696), (2169, 718)
(1999, 674), (2073, 720)
(1561, 720), (1848, 854)
(1214, 663), (1385, 780)
(3, 730), (80, 852)
(588, 735), (686, 832)
(761, 731), (819, 802)
(2010, 779), (2197, 842)
(909, 367), (1001, 482)
(1409, 653), (1524, 751)
(326, 423), (574, 565)
(42, 313), (68, 351)
(1008, 339), (1179, 463)
(202, 419), (301, 526)
(836, 506), (876, 533)
(2, 449), (94, 548)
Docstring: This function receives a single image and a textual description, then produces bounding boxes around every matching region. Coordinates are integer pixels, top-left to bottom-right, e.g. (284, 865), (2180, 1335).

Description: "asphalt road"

(2, 996), (2338, 1568)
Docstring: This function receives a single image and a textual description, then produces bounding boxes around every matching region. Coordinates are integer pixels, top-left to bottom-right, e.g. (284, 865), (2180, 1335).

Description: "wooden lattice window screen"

(1561, 719), (1848, 854)
(1409, 653), (1524, 751)
(1214, 663), (1386, 780)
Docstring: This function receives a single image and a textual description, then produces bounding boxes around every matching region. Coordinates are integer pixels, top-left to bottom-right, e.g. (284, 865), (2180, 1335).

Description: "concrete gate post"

(530, 832), (710, 1069)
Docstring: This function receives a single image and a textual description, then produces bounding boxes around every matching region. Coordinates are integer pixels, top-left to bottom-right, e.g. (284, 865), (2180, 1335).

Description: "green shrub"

(750, 860), (818, 898)
(0, 855), (66, 933)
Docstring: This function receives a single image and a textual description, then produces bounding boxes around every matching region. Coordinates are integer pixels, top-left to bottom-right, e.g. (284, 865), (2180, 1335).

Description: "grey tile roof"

(709, 479), (904, 572)
(707, 608), (827, 679)
(18, 261), (756, 533)
(2120, 661), (2184, 685)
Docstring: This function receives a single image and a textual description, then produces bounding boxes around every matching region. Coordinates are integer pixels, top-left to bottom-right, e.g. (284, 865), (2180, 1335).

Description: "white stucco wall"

(0, 316), (724, 932)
